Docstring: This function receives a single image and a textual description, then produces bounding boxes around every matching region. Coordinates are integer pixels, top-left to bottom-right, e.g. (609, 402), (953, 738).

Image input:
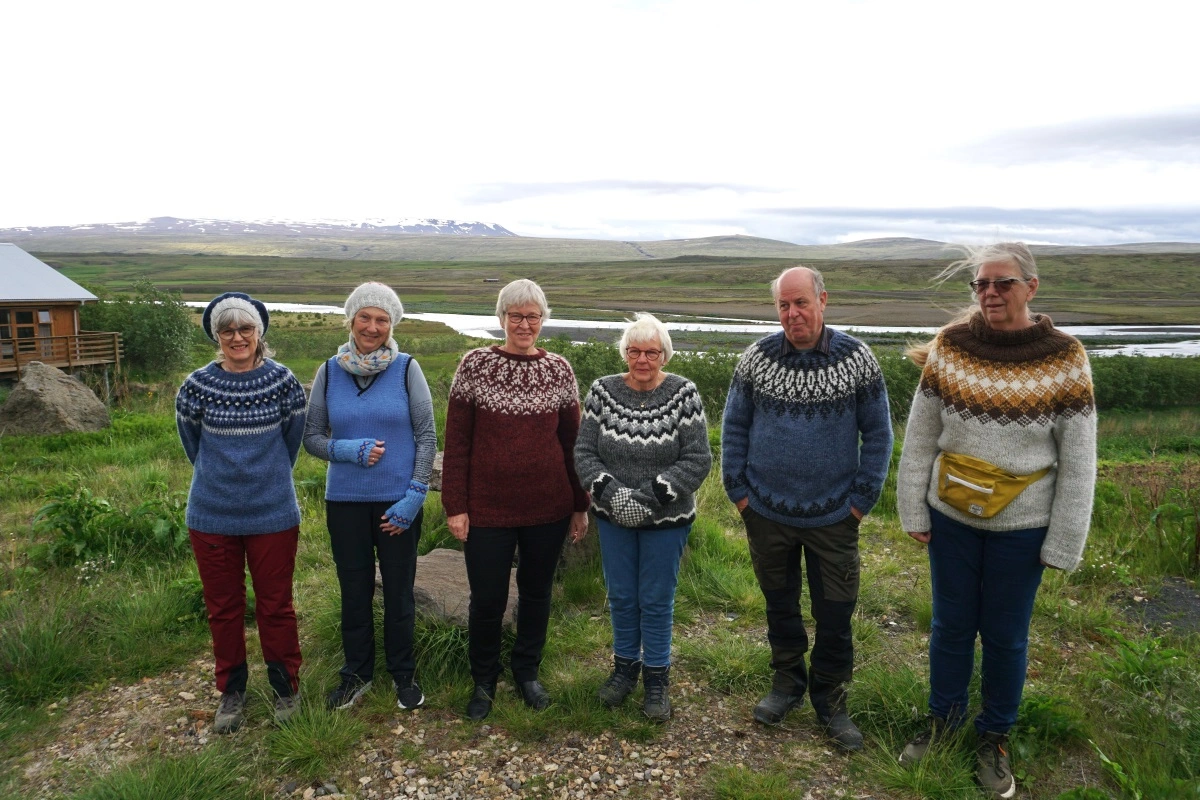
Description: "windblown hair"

(905, 242), (1038, 367)
(213, 304), (274, 364)
(618, 312), (674, 364)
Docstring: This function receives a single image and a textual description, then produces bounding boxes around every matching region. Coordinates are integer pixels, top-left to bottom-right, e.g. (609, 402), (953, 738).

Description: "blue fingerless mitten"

(384, 480), (430, 530)
(329, 438), (376, 466)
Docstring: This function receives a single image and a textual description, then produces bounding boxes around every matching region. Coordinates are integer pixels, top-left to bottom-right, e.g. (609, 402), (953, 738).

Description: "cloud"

(958, 108), (1200, 165)
(462, 180), (764, 204)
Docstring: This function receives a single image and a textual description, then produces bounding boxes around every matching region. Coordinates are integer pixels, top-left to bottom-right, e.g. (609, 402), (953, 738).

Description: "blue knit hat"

(202, 292), (270, 343)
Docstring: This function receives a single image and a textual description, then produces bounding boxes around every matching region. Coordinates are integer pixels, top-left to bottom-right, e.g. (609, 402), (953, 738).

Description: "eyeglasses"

(506, 312), (543, 325)
(625, 348), (663, 362)
(969, 278), (1026, 294)
(218, 325), (258, 341)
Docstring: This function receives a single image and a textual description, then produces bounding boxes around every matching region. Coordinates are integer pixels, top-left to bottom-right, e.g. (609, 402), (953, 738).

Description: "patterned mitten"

(383, 480), (430, 530)
(611, 487), (652, 528)
(329, 438), (377, 466)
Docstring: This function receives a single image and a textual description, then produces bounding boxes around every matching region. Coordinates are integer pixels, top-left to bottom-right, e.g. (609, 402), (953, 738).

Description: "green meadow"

(1, 311), (1198, 799)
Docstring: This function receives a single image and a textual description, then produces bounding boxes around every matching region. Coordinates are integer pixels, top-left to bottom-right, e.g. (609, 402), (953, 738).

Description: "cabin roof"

(0, 243), (97, 303)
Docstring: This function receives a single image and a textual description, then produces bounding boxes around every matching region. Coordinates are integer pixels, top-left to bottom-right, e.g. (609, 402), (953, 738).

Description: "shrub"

(1090, 355), (1200, 411)
(79, 280), (194, 374)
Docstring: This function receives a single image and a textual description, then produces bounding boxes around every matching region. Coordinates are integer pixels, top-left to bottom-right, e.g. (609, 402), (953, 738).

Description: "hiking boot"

(976, 731), (1016, 799)
(516, 679), (552, 711)
(212, 690), (246, 734)
(642, 665), (671, 722)
(899, 716), (948, 766)
(274, 692), (301, 725)
(326, 677), (372, 710)
(465, 682), (495, 721)
(817, 708), (863, 751)
(597, 655), (641, 708)
(753, 689), (804, 725)
(394, 677), (425, 710)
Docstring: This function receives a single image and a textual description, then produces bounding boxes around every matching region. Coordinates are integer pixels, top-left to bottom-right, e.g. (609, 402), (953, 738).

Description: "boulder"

(398, 547), (518, 627)
(429, 452), (442, 492)
(0, 362), (110, 435)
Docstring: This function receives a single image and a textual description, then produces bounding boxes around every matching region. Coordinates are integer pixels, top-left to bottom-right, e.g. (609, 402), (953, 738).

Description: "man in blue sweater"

(722, 266), (893, 751)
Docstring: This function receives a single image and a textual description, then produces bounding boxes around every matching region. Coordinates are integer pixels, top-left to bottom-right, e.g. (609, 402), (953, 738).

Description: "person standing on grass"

(303, 282), (437, 713)
(176, 292), (307, 734)
(896, 243), (1096, 798)
(574, 313), (713, 721)
(721, 266), (893, 752)
(442, 278), (590, 722)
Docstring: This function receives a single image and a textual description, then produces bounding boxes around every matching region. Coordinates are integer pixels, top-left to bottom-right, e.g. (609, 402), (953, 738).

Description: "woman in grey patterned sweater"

(575, 313), (712, 721)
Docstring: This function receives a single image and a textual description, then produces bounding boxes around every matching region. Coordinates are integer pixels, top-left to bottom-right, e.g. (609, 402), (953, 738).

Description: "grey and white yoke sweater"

(575, 373), (713, 531)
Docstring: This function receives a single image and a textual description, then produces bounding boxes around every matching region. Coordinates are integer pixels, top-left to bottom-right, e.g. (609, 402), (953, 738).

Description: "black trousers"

(463, 516), (570, 684)
(741, 507), (860, 713)
(327, 501), (423, 685)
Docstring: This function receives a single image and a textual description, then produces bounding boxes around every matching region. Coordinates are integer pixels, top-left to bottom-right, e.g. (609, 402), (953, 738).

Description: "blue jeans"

(927, 507), (1046, 735)
(597, 519), (691, 668)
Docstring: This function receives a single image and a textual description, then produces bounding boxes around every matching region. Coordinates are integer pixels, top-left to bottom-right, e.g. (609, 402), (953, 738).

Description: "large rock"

(400, 547), (518, 627)
(0, 362), (111, 435)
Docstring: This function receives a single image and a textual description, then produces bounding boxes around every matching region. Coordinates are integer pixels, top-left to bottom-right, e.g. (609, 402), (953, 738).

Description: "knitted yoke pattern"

(176, 359), (306, 535)
(575, 373), (713, 530)
(721, 329), (894, 528)
(442, 346), (589, 528)
(896, 314), (1097, 570)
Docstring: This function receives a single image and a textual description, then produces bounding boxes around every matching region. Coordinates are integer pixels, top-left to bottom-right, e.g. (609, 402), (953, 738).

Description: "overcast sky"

(4, 0), (1197, 245)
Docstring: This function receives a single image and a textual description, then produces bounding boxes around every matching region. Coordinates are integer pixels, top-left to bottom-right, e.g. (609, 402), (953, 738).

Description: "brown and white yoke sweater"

(897, 314), (1097, 570)
(442, 346), (590, 528)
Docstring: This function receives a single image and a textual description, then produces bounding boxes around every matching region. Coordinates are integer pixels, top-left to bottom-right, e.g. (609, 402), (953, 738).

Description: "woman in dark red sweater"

(442, 279), (590, 721)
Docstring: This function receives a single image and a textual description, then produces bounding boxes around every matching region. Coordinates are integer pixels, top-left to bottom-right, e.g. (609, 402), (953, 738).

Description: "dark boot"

(642, 665), (671, 721)
(812, 676), (863, 752)
(597, 655), (642, 707)
(465, 682), (495, 721)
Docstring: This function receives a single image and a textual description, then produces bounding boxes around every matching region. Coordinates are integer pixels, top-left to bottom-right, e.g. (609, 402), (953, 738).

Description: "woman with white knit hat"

(176, 291), (307, 733)
(304, 282), (437, 713)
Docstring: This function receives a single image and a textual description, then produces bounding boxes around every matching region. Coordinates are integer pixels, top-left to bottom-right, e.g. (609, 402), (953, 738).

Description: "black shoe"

(753, 689), (804, 725)
(394, 677), (425, 710)
(642, 665), (671, 722)
(326, 677), (372, 710)
(817, 708), (864, 752)
(465, 683), (495, 721)
(516, 679), (552, 711)
(597, 656), (641, 708)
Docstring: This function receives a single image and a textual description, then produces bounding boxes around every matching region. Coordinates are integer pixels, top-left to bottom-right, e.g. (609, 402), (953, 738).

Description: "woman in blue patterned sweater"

(303, 282), (437, 713)
(176, 292), (307, 734)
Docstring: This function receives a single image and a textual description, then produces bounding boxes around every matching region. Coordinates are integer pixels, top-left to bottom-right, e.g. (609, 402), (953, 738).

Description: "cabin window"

(38, 310), (52, 324)
(0, 310), (10, 358)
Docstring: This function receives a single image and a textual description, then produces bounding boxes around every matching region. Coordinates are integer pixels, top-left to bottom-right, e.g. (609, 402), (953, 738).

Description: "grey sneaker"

(326, 677), (372, 710)
(976, 731), (1016, 799)
(899, 716), (948, 766)
(274, 692), (301, 725)
(395, 678), (425, 710)
(212, 690), (246, 734)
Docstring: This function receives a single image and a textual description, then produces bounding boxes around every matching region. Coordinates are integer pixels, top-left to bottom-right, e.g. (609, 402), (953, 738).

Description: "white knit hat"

(344, 282), (404, 324)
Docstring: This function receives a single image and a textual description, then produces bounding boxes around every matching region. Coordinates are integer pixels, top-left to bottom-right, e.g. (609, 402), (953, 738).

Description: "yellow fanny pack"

(936, 452), (1050, 519)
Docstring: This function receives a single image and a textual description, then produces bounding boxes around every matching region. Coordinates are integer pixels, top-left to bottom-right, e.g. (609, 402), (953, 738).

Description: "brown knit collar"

(942, 313), (1078, 362)
(489, 345), (547, 362)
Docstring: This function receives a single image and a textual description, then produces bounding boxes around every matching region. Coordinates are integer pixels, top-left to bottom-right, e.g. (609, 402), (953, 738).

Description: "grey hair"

(933, 242), (1038, 286)
(770, 265), (825, 300)
(619, 312), (674, 365)
(213, 304), (274, 364)
(495, 279), (551, 323)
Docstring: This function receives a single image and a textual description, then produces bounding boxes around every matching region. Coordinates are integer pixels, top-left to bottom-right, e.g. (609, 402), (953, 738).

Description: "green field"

(40, 250), (1200, 326)
(1, 319), (1198, 799)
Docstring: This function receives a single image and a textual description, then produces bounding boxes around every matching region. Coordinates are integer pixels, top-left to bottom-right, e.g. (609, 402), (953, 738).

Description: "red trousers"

(189, 527), (302, 696)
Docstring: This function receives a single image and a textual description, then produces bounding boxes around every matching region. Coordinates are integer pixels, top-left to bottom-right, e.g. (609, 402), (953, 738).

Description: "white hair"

(212, 305), (274, 363)
(618, 312), (673, 364)
(495, 278), (551, 323)
(770, 265), (825, 299)
(934, 241), (1039, 286)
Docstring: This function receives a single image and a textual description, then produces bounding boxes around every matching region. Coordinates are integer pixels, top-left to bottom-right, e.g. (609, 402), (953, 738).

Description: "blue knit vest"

(324, 355), (416, 502)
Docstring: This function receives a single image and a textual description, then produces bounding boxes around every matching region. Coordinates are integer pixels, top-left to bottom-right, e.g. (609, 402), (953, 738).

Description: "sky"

(3, 0), (1198, 245)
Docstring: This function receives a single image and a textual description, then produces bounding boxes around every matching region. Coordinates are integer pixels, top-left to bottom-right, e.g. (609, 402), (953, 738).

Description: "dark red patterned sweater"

(442, 346), (589, 527)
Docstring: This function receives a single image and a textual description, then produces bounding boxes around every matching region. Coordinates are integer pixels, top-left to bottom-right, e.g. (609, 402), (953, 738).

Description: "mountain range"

(4, 217), (1200, 262)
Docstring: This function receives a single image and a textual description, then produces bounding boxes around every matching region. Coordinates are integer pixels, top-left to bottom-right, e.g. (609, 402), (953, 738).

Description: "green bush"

(1090, 355), (1200, 410)
(79, 280), (194, 374)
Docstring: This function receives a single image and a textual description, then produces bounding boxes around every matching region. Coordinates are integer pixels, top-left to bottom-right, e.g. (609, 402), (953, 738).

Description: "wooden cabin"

(0, 243), (122, 379)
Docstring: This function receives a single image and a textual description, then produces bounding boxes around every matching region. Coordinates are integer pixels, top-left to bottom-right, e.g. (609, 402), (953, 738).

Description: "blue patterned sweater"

(721, 329), (893, 528)
(176, 359), (307, 535)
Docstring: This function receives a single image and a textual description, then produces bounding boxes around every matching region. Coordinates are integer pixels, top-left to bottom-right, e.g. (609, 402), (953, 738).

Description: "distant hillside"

(4, 217), (1200, 262)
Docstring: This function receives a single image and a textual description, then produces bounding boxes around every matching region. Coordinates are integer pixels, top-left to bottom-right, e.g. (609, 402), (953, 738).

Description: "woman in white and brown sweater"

(896, 243), (1097, 799)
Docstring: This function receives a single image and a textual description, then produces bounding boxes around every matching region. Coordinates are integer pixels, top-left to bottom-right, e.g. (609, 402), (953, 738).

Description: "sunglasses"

(969, 278), (1026, 294)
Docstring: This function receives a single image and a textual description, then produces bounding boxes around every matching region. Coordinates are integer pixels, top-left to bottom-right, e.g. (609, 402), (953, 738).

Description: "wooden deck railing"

(0, 332), (123, 378)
